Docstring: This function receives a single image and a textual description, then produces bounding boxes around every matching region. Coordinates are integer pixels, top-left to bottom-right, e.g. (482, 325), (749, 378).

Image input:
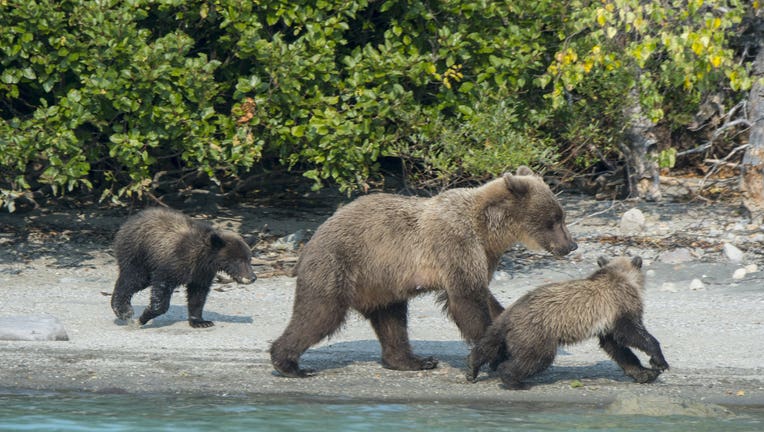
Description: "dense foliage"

(0, 0), (757, 208)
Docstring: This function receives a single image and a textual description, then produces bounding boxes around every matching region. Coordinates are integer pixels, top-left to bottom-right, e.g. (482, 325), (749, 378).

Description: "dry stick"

(677, 101), (751, 157)
(699, 143), (751, 190)
(569, 199), (621, 226)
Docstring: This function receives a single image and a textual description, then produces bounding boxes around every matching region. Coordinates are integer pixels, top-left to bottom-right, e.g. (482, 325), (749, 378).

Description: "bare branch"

(678, 101), (752, 157)
(699, 143), (750, 189)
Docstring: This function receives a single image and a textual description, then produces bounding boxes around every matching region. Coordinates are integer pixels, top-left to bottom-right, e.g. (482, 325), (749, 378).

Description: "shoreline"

(1, 196), (763, 411)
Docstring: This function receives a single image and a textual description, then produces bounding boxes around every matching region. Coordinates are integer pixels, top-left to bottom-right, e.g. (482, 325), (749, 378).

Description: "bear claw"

(189, 319), (215, 328)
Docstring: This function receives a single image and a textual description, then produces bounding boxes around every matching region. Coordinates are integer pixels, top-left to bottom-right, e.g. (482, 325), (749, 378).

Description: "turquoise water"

(1, 391), (762, 432)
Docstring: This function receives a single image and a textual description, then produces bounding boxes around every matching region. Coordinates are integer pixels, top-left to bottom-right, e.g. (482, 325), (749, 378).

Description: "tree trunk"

(741, 43), (764, 223)
(619, 87), (662, 201)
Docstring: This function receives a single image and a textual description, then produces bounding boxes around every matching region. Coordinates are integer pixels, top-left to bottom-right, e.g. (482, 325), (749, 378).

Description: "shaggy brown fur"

(270, 167), (577, 377)
(466, 256), (669, 389)
(111, 207), (256, 328)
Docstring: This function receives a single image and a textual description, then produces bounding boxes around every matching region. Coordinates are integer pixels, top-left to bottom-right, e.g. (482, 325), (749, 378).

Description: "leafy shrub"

(0, 0), (755, 209)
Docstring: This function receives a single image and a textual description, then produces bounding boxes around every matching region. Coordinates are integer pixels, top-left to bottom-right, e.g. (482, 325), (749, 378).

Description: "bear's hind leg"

(466, 326), (507, 382)
(138, 281), (175, 325)
(366, 301), (438, 371)
(270, 291), (349, 378)
(111, 267), (149, 321)
(497, 344), (555, 390)
(444, 291), (492, 344)
(187, 280), (214, 328)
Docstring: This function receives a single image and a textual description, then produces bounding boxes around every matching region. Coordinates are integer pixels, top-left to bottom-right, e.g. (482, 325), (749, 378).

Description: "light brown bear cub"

(270, 167), (577, 377)
(466, 255), (669, 390)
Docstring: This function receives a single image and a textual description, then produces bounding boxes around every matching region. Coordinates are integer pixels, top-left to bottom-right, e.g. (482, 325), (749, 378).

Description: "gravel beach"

(1, 194), (762, 409)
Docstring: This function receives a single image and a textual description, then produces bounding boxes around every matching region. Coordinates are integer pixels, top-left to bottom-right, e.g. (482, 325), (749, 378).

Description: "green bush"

(0, 0), (755, 209)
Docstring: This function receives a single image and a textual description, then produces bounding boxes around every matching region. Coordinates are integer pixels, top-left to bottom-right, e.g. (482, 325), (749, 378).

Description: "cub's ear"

(503, 173), (529, 198)
(597, 256), (610, 268)
(208, 232), (226, 250)
(516, 166), (534, 176)
(631, 256), (643, 269)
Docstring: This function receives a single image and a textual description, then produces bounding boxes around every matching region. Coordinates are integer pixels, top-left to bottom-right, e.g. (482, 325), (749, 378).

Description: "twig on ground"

(569, 200), (621, 226)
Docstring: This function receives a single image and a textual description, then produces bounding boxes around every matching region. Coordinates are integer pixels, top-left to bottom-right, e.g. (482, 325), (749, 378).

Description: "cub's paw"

(650, 357), (669, 371)
(465, 368), (480, 383)
(189, 319), (215, 328)
(631, 368), (662, 384)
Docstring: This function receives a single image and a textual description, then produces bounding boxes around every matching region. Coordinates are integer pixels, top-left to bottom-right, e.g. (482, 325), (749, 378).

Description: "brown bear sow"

(270, 167), (577, 377)
(466, 256), (669, 390)
(111, 207), (256, 328)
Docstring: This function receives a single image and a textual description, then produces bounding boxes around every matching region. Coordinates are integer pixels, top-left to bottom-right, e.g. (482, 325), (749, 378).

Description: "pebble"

(723, 243), (744, 263)
(619, 208), (645, 235)
(272, 229), (313, 251)
(657, 248), (694, 264)
(493, 271), (510, 282)
(660, 282), (679, 292)
(689, 279), (705, 290)
(744, 264), (758, 273)
(732, 268), (747, 280)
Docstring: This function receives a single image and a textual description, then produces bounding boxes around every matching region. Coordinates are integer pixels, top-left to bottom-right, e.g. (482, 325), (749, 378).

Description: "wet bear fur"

(111, 207), (256, 328)
(466, 256), (669, 389)
(270, 167), (577, 377)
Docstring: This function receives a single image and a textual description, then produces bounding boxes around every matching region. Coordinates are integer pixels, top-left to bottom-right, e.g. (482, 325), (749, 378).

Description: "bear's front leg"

(187, 281), (214, 328)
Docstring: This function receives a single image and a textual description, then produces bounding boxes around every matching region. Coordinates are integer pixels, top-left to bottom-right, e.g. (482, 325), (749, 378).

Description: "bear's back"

(504, 265), (643, 344)
(114, 208), (206, 267)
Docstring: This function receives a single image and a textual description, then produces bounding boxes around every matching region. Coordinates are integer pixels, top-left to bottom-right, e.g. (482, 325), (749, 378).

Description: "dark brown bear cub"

(467, 256), (669, 390)
(111, 207), (256, 328)
(270, 167), (577, 377)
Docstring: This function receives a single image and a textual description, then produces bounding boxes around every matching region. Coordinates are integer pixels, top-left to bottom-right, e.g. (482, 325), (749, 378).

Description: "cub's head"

(492, 166), (577, 256)
(595, 255), (645, 288)
(209, 230), (257, 285)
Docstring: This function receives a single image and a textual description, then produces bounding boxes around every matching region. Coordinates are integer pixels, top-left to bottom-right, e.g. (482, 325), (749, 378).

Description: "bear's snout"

(551, 240), (577, 256)
(236, 275), (257, 284)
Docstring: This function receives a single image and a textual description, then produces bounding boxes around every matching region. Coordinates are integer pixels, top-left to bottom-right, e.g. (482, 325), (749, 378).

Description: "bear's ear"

(516, 166), (534, 176)
(208, 232), (226, 250)
(503, 173), (529, 198)
(631, 256), (643, 269)
(597, 256), (609, 268)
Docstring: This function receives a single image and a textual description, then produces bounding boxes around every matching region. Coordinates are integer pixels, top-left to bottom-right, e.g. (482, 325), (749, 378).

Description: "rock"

(607, 393), (734, 418)
(492, 270), (510, 282)
(688, 279), (705, 290)
(660, 282), (678, 292)
(272, 229), (313, 251)
(723, 243), (744, 263)
(732, 268), (747, 280)
(0, 315), (69, 341)
(645, 269), (656, 278)
(657, 248), (694, 264)
(619, 208), (645, 235)
(745, 263), (758, 273)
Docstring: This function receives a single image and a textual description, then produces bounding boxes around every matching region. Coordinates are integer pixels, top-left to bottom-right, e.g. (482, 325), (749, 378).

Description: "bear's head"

(488, 166), (577, 256)
(595, 255), (644, 288)
(208, 230), (257, 284)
